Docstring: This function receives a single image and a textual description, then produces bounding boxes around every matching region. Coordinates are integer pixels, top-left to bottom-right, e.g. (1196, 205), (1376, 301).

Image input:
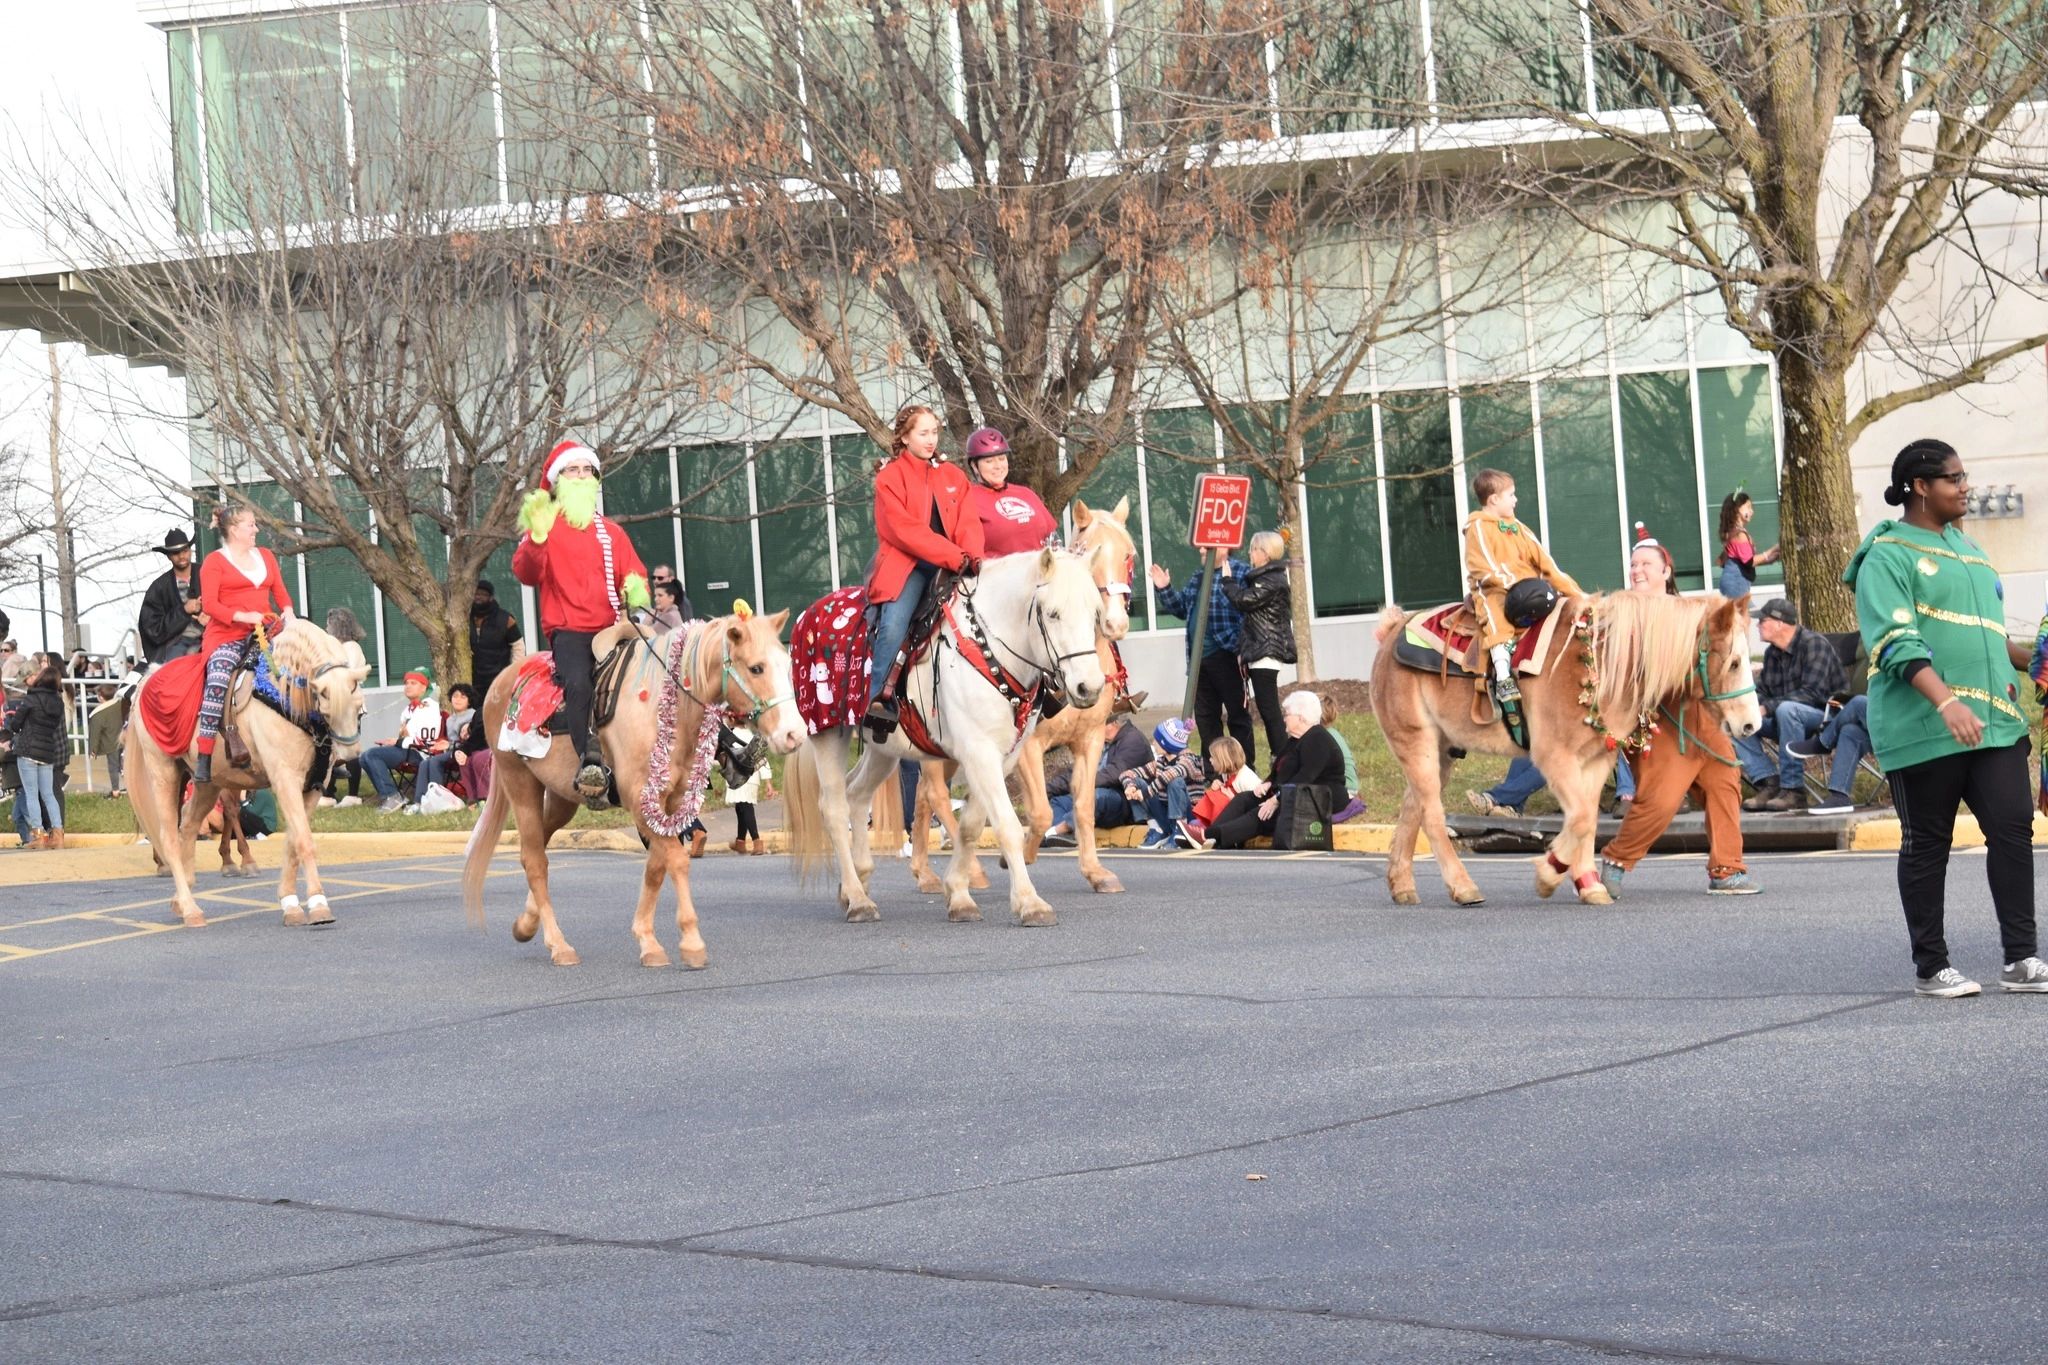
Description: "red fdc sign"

(1189, 473), (1252, 549)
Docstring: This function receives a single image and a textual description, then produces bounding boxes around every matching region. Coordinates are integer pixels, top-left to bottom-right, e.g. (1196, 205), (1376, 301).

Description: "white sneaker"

(2000, 958), (2048, 992)
(1915, 967), (1982, 998)
(898, 837), (913, 859)
(336, 795), (362, 809)
(316, 795), (337, 809)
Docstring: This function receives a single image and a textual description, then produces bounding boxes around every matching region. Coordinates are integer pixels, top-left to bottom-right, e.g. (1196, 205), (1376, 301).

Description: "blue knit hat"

(1154, 718), (1193, 753)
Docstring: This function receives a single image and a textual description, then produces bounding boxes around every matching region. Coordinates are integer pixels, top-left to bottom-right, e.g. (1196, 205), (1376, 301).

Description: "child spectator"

(725, 725), (775, 855)
(1121, 717), (1204, 851)
(1183, 736), (1262, 848)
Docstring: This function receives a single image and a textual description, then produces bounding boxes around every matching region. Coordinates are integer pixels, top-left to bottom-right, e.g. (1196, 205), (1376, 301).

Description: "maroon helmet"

(964, 426), (1011, 462)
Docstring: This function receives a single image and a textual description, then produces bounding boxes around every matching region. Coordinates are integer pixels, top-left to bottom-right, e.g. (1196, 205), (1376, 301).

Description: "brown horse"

(1370, 592), (1761, 906)
(460, 610), (804, 967)
(125, 622), (372, 928)
(907, 496), (1138, 896)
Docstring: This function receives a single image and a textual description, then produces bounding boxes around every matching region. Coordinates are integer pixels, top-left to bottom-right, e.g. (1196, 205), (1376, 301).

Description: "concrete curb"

(1844, 813), (2048, 852)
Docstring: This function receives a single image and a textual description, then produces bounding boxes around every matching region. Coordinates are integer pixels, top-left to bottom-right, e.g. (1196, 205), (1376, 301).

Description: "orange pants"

(1600, 700), (1747, 876)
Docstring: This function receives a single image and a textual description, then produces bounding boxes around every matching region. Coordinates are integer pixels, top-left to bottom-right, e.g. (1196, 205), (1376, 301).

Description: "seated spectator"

(1785, 694), (1871, 815)
(1469, 752), (1635, 817)
(1043, 716), (1152, 848)
(1120, 717), (1203, 850)
(413, 682), (478, 805)
(1184, 737), (1261, 847)
(1735, 598), (1845, 812)
(323, 759), (365, 808)
(1207, 691), (1348, 850)
(1317, 692), (1367, 823)
(361, 667), (442, 814)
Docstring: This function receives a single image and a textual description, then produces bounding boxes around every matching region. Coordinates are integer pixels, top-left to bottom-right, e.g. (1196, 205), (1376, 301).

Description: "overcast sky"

(0, 4), (188, 661)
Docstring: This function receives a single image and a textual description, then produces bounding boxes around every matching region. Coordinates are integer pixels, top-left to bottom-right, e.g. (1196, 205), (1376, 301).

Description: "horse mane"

(263, 622), (347, 727)
(1589, 592), (1711, 723)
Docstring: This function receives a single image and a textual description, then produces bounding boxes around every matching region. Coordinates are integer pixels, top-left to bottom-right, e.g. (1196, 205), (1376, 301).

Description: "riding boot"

(1489, 644), (1521, 705)
(194, 751), (214, 785)
(863, 668), (905, 741)
(575, 747), (613, 808)
(689, 826), (708, 858)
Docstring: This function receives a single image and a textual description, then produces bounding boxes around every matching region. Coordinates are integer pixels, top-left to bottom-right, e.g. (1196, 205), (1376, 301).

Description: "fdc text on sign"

(1189, 473), (1252, 549)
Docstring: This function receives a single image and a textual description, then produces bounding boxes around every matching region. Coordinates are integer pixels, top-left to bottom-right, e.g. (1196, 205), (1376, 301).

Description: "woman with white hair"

(1204, 688), (1346, 849)
(1219, 529), (1297, 766)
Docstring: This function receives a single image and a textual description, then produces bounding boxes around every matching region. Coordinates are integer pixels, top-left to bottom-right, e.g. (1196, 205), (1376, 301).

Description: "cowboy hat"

(152, 528), (197, 556)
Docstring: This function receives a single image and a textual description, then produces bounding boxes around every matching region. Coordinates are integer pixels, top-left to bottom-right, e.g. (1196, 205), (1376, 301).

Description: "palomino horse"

(125, 622), (372, 929)
(461, 609), (804, 967)
(907, 496), (1139, 896)
(1370, 592), (1760, 906)
(784, 546), (1111, 926)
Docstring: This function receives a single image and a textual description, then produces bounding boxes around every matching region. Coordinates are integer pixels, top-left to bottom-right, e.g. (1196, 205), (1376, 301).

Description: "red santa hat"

(542, 439), (602, 492)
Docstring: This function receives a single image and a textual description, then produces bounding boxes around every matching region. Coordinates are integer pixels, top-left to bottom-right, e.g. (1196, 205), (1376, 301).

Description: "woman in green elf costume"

(1844, 438), (2047, 999)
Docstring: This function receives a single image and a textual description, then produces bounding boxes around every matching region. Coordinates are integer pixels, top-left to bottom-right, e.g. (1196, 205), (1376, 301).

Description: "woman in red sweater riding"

(865, 405), (985, 734)
(194, 502), (295, 784)
(963, 426), (1058, 555)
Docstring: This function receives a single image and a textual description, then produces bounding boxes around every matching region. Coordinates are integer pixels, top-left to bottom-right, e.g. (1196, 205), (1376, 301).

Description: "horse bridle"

(671, 619), (795, 726)
(1695, 633), (1757, 704)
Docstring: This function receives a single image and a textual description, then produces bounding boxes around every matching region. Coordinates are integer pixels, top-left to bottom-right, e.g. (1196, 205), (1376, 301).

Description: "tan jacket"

(1463, 512), (1582, 650)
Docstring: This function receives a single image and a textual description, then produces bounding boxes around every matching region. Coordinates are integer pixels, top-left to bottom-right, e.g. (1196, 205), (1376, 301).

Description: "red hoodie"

(866, 453), (984, 603)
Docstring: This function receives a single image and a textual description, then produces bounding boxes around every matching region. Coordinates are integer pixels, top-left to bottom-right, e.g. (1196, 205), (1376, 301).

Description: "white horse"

(783, 546), (1111, 926)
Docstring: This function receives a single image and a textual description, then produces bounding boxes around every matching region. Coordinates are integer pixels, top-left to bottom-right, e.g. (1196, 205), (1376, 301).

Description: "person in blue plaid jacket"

(1149, 548), (1253, 763)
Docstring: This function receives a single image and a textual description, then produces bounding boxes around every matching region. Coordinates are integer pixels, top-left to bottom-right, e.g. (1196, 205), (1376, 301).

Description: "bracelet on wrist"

(1937, 695), (1963, 712)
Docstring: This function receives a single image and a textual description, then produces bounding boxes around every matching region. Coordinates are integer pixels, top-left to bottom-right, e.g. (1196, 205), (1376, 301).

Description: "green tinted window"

(1432, 0), (1584, 112)
(1697, 365), (1782, 585)
(496, 8), (650, 200)
(169, 29), (203, 233)
(1538, 377), (1624, 590)
(603, 448), (680, 578)
(200, 15), (348, 231)
(1617, 371), (1704, 588)
(382, 477), (448, 684)
(1380, 392), (1462, 606)
(831, 439), (879, 592)
(1143, 407), (1217, 623)
(1458, 388), (1540, 531)
(301, 486), (381, 683)
(1302, 402), (1384, 616)
(757, 438), (834, 616)
(346, 4), (499, 213)
(1281, 0), (1422, 134)
(677, 444), (755, 603)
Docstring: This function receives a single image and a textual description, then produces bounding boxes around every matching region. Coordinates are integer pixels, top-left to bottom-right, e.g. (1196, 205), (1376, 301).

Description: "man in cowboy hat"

(138, 527), (207, 665)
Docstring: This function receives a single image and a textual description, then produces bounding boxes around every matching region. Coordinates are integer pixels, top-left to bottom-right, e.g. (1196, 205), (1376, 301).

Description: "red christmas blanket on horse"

(792, 587), (876, 738)
(138, 652), (209, 755)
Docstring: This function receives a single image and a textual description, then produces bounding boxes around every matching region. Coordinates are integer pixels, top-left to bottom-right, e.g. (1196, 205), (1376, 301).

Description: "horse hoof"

(512, 912), (540, 943)
(1015, 903), (1058, 928)
(281, 907), (307, 927)
(947, 903), (982, 922)
(641, 949), (671, 968)
(1391, 888), (1421, 906)
(306, 907), (335, 927)
(1577, 884), (1613, 906)
(550, 946), (581, 966)
(915, 871), (944, 894)
(1453, 888), (1487, 907)
(179, 911), (208, 928)
(1086, 871), (1125, 894)
(678, 946), (708, 970)
(845, 902), (880, 923)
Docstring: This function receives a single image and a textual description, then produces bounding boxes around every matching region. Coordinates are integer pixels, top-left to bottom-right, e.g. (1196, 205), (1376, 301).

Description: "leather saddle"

(1393, 602), (1566, 684)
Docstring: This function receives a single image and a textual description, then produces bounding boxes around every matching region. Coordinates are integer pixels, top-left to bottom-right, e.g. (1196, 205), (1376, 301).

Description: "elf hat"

(541, 439), (602, 492)
(403, 666), (434, 689)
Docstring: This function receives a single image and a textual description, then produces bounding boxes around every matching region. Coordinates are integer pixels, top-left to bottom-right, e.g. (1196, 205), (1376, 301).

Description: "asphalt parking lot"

(4, 845), (2045, 1363)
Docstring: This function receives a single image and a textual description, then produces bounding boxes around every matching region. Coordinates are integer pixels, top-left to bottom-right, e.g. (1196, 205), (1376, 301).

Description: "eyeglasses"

(1929, 470), (1970, 488)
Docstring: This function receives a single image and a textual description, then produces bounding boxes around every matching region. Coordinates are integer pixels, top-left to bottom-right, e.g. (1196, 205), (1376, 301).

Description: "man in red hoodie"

(511, 439), (649, 800)
(866, 405), (984, 735)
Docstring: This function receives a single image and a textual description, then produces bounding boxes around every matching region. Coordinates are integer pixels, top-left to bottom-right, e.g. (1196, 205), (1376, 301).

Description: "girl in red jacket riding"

(866, 405), (985, 732)
(194, 502), (295, 784)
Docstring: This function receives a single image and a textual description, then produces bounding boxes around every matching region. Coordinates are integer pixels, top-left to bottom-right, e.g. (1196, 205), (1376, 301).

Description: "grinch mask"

(556, 476), (602, 529)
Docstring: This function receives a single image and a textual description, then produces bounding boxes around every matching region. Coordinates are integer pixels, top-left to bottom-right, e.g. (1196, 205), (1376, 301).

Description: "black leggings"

(325, 759), (363, 799)
(551, 629), (599, 757)
(1194, 651), (1254, 767)
(734, 802), (760, 840)
(1208, 789), (1273, 850)
(1885, 738), (2036, 975)
(1246, 664), (1285, 768)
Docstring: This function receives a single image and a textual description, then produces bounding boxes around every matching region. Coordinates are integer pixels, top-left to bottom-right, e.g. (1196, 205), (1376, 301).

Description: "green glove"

(622, 573), (650, 611)
(520, 489), (558, 543)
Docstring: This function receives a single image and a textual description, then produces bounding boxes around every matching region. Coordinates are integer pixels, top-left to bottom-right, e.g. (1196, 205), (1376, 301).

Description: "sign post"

(1179, 474), (1252, 719)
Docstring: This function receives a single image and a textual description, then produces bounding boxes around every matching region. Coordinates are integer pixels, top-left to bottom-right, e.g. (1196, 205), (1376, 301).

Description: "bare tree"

(3, 4), (729, 685)
(1430, 0), (2048, 624)
(522, 0), (1284, 505)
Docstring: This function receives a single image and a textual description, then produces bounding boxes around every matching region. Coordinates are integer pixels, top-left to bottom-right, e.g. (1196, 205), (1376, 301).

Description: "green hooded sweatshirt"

(1843, 519), (2026, 771)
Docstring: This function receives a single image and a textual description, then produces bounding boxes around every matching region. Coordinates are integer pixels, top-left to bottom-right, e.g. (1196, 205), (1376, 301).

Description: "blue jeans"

(1130, 776), (1193, 829)
(414, 752), (459, 801)
(15, 757), (60, 831)
(361, 745), (418, 802)
(869, 565), (934, 703)
(1734, 700), (1826, 789)
(1050, 787), (1132, 831)
(1812, 695), (1871, 796)
(1486, 754), (1632, 812)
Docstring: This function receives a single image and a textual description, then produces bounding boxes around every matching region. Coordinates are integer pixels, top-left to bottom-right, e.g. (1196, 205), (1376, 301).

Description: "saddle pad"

(792, 587), (873, 736)
(500, 653), (564, 758)
(139, 651), (208, 755)
(1396, 602), (1558, 679)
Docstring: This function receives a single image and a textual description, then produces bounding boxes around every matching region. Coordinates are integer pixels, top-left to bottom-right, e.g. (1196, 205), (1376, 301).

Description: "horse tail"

(781, 734), (829, 883)
(461, 769), (511, 930)
(1374, 604), (1407, 645)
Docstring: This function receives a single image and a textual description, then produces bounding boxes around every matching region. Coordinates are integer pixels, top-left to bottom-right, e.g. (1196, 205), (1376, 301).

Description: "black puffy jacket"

(1220, 561), (1297, 666)
(1, 685), (69, 767)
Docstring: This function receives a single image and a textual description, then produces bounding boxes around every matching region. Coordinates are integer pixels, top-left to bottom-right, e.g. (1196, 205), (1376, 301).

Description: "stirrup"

(575, 756), (613, 809)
